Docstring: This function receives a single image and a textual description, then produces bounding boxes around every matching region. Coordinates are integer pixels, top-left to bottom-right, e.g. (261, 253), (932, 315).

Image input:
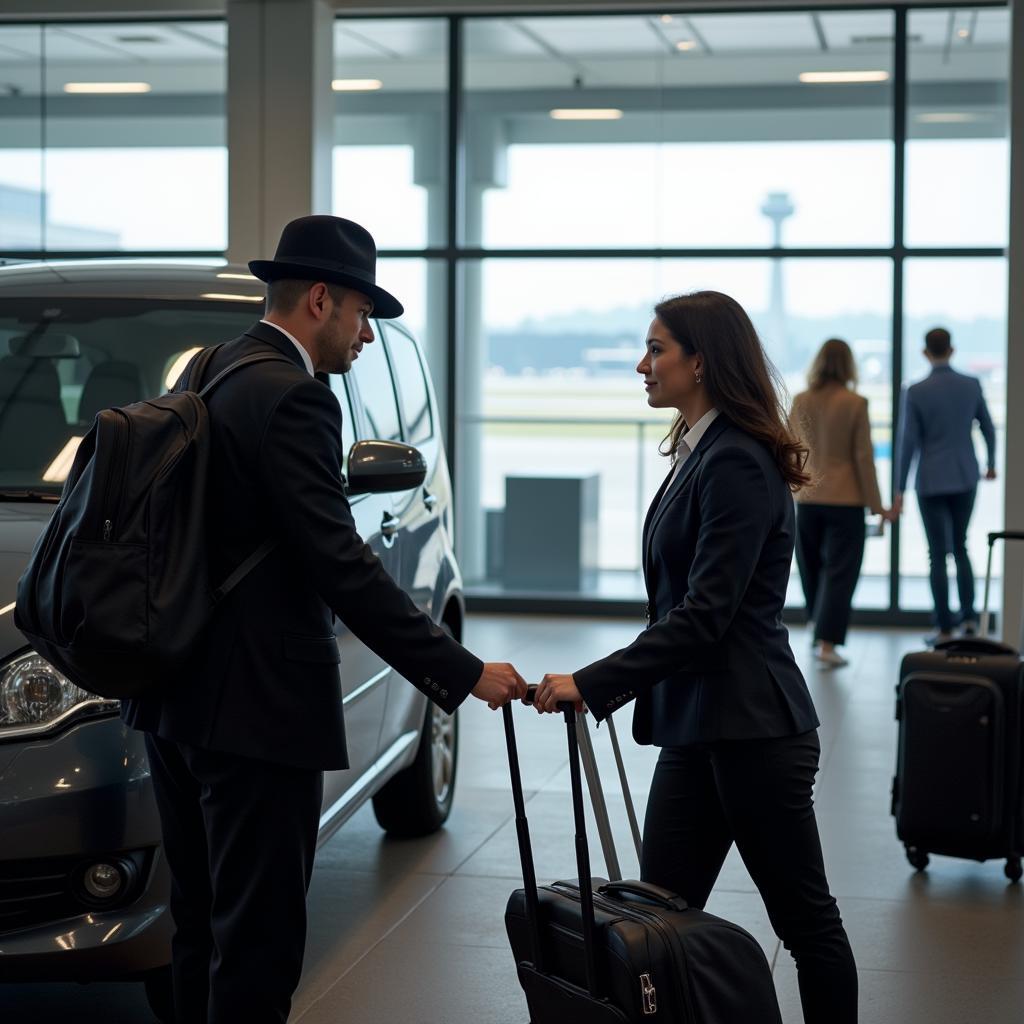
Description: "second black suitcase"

(892, 530), (1024, 881)
(502, 698), (782, 1023)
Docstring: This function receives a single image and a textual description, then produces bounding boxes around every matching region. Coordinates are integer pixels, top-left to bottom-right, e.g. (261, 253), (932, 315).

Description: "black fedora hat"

(249, 215), (403, 319)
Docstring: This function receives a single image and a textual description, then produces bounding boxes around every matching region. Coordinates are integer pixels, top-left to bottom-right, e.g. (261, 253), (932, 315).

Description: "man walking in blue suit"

(894, 327), (997, 643)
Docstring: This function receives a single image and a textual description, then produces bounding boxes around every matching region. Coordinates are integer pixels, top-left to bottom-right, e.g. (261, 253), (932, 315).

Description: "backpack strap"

(213, 538), (278, 603)
(180, 344), (219, 391)
(197, 352), (296, 400)
(180, 347), (295, 602)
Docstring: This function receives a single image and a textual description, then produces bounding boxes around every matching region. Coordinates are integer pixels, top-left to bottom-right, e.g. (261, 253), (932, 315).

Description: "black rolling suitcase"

(892, 530), (1024, 882)
(502, 695), (782, 1024)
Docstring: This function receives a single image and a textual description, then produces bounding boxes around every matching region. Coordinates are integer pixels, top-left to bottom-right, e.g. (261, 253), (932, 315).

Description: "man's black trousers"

(795, 503), (866, 646)
(917, 486), (978, 632)
(144, 733), (323, 1024)
(640, 731), (858, 1024)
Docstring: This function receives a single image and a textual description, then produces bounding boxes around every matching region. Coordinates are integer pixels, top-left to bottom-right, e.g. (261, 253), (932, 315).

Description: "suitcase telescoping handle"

(503, 689), (646, 1001)
(520, 686), (643, 876)
(502, 699), (600, 998)
(981, 531), (1024, 641)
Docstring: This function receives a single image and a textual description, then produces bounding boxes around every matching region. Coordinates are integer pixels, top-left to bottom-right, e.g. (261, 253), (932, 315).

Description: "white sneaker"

(816, 648), (849, 668)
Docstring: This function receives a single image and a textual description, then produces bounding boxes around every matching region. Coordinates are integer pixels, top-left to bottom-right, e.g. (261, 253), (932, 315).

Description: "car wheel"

(372, 699), (459, 837)
(143, 965), (174, 1023)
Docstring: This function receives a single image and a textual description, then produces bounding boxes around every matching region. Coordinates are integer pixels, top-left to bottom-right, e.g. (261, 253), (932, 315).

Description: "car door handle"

(381, 511), (400, 548)
(423, 489), (438, 511)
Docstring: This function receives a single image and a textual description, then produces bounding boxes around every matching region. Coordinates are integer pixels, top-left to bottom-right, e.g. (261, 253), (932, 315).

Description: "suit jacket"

(123, 322), (482, 770)
(574, 416), (819, 748)
(896, 364), (996, 497)
(789, 385), (883, 513)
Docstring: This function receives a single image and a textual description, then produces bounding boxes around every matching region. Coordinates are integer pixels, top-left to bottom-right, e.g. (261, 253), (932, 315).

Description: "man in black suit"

(123, 215), (526, 1024)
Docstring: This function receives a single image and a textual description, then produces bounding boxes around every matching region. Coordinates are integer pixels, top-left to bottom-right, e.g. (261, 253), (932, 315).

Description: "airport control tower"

(761, 191), (795, 369)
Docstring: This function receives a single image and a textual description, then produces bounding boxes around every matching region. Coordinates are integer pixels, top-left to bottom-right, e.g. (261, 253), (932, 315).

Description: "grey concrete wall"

(227, 0), (334, 263)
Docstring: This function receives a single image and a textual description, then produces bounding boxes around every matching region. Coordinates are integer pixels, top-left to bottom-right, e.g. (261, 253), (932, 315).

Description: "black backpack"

(15, 345), (287, 699)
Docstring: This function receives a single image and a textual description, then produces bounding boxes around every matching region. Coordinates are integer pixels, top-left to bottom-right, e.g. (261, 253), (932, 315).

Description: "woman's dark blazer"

(575, 414), (819, 747)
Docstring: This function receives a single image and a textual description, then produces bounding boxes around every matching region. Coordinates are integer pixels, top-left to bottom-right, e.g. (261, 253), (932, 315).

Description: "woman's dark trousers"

(641, 731), (857, 1024)
(795, 503), (866, 645)
(917, 487), (977, 632)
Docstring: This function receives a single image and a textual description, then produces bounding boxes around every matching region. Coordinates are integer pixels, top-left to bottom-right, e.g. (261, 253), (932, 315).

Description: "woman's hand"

(533, 673), (584, 714)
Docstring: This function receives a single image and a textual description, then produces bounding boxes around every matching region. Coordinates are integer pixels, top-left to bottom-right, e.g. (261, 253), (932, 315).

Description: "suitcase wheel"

(905, 846), (930, 872)
(1005, 858), (1022, 884)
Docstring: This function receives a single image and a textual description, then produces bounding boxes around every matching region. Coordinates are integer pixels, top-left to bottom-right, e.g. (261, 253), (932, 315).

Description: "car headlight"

(0, 653), (119, 740)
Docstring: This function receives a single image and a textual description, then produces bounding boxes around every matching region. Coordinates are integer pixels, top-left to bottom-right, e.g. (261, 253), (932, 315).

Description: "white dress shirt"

(650, 407), (719, 523)
(260, 319), (314, 377)
(666, 407), (720, 486)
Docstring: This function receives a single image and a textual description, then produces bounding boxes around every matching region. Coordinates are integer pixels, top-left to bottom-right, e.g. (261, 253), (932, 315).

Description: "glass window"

(332, 18), (447, 248)
(351, 334), (401, 442)
(463, 11), (893, 249)
(384, 326), (433, 445)
(1, 21), (226, 253)
(0, 26), (44, 251)
(329, 375), (357, 475)
(898, 258), (1007, 613)
(0, 298), (255, 490)
(44, 22), (226, 251)
(378, 257), (448, 436)
(906, 8), (1009, 248)
(455, 256), (891, 601)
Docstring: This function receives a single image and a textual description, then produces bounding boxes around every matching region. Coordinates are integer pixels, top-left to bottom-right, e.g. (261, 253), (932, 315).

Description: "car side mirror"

(346, 439), (426, 496)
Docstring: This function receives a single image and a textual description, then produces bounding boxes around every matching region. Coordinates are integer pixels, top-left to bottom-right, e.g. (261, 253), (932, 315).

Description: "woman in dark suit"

(534, 291), (857, 1023)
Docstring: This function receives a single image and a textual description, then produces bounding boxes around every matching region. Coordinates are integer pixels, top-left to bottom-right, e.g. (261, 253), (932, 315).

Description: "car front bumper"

(0, 715), (171, 980)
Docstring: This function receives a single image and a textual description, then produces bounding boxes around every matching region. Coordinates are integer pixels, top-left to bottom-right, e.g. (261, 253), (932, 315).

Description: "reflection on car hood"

(0, 503), (53, 657)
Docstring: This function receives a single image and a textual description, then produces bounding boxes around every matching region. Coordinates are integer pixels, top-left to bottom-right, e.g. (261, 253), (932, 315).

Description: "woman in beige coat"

(790, 339), (893, 667)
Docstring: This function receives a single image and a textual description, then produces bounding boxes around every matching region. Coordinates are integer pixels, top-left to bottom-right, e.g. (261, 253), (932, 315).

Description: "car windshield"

(0, 298), (258, 494)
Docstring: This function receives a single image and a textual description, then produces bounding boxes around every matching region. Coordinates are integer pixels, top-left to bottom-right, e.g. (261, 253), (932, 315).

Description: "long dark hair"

(655, 290), (810, 492)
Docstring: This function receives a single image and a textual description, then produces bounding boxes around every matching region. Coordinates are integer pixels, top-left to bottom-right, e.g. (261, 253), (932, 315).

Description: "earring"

(695, 371), (703, 384)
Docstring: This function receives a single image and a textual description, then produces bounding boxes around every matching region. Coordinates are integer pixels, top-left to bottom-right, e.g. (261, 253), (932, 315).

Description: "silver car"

(0, 261), (466, 1020)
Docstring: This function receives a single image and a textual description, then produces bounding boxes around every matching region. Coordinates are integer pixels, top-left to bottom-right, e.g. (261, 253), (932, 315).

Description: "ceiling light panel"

(63, 81), (152, 93)
(332, 78), (382, 91)
(549, 108), (623, 120)
(689, 13), (820, 53)
(799, 70), (890, 83)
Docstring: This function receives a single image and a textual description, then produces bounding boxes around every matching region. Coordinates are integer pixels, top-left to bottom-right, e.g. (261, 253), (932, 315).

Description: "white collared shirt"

(676, 407), (720, 465)
(653, 408), (720, 517)
(667, 406), (720, 482)
(260, 319), (314, 377)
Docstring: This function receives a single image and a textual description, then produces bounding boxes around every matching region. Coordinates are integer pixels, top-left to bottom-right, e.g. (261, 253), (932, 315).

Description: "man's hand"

(986, 468), (998, 481)
(472, 663), (528, 710)
(533, 673), (584, 714)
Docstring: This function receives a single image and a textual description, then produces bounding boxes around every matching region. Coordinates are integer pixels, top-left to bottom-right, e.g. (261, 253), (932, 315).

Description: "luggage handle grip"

(598, 880), (688, 912)
(988, 531), (1024, 545)
(523, 683), (576, 712)
(981, 529), (1024, 643)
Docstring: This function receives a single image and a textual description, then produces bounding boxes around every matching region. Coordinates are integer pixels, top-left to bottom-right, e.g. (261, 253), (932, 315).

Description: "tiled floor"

(3, 616), (1023, 1022)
